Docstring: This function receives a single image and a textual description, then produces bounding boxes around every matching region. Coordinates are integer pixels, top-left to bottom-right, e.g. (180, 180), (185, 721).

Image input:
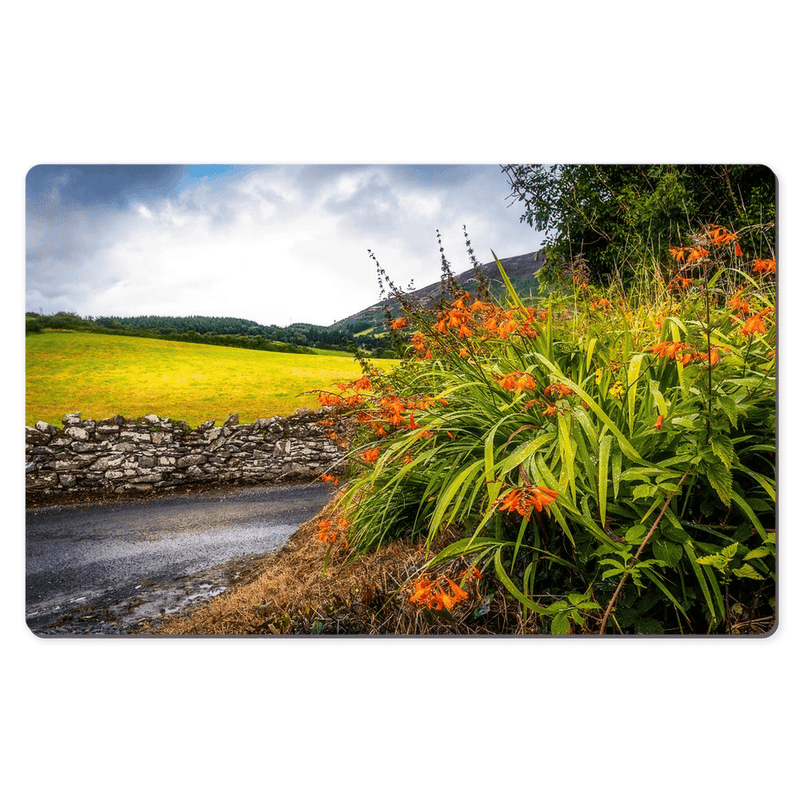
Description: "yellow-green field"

(26, 331), (388, 428)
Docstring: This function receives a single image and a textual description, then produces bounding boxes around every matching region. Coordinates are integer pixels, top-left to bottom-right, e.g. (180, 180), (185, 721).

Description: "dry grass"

(142, 495), (543, 636)
(138, 495), (775, 637)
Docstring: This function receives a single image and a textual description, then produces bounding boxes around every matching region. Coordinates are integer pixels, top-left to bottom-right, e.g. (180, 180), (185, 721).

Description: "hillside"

(26, 251), (545, 355)
(330, 250), (545, 334)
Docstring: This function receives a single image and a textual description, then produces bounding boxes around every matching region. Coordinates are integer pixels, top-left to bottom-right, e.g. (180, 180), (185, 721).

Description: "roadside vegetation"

(155, 217), (776, 636)
(65, 165), (777, 636)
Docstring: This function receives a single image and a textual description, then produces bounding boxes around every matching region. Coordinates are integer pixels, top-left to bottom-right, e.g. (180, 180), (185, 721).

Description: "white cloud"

(27, 166), (543, 327)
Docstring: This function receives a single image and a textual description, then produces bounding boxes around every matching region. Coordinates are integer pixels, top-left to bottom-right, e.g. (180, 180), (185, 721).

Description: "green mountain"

(330, 250), (545, 334)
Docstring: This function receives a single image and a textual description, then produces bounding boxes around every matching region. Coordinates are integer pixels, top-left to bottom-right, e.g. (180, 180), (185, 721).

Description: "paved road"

(26, 482), (335, 636)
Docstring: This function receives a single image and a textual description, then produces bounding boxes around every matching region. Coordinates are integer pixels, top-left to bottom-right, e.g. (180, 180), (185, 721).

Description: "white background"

(5, 2), (796, 798)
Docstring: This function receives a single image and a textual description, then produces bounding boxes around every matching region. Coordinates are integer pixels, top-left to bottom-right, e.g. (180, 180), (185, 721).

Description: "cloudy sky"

(26, 165), (544, 327)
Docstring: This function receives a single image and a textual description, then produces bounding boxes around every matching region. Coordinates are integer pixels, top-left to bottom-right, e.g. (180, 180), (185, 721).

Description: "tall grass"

(313, 227), (775, 634)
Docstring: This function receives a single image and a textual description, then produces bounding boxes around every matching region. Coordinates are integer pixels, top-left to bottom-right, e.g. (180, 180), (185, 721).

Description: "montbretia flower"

(649, 340), (686, 360)
(752, 259), (776, 275)
(408, 573), (469, 611)
(544, 383), (574, 400)
(459, 565), (483, 582)
(362, 446), (380, 463)
(497, 486), (559, 519)
(390, 317), (409, 330)
(741, 314), (767, 336)
(654, 415), (664, 430)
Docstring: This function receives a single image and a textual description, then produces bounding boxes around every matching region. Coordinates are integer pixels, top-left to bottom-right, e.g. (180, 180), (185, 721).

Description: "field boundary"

(26, 408), (351, 504)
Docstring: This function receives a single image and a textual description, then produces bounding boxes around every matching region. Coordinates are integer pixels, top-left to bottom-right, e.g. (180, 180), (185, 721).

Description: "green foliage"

(502, 165), (776, 288)
(321, 232), (775, 634)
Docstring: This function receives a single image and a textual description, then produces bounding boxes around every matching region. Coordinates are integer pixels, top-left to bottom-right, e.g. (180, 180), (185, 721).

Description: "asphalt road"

(25, 482), (335, 636)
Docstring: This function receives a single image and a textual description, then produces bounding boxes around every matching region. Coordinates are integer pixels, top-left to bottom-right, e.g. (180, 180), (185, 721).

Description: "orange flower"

(410, 332), (427, 352)
(669, 246), (689, 262)
(320, 473), (340, 487)
(362, 446), (380, 463)
(544, 383), (573, 400)
(317, 391), (343, 406)
(390, 317), (409, 330)
(741, 314), (766, 336)
(445, 578), (469, 602)
(654, 415), (664, 430)
(498, 486), (559, 519)
(686, 247), (710, 263)
(459, 565), (483, 582)
(497, 319), (519, 339)
(728, 289), (750, 316)
(497, 372), (519, 391)
(696, 347), (720, 366)
(408, 574), (469, 610)
(667, 276), (694, 291)
(316, 519), (340, 543)
(752, 259), (776, 274)
(707, 225), (739, 246)
(591, 298), (612, 310)
(649, 340), (685, 360)
(516, 373), (537, 391)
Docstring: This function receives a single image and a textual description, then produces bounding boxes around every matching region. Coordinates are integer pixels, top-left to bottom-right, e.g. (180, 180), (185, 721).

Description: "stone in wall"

(25, 409), (351, 501)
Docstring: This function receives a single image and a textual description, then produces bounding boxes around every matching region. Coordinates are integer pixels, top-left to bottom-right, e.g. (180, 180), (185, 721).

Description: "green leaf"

(612, 449), (622, 500)
(633, 484), (657, 501)
(533, 353), (646, 464)
(710, 435), (735, 470)
(703, 458), (733, 507)
(625, 524), (648, 544)
(626, 353), (645, 433)
(715, 395), (739, 427)
(653, 539), (683, 568)
(550, 612), (571, 635)
(492, 550), (550, 614)
(491, 251), (523, 309)
(598, 435), (611, 528)
(428, 459), (484, 536)
(744, 546), (773, 561)
(733, 564), (764, 580)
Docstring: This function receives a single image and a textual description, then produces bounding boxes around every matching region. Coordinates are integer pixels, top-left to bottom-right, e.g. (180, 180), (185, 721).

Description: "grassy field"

(26, 331), (383, 428)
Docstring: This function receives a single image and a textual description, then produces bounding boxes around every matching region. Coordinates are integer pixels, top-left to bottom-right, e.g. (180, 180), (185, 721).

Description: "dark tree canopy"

(502, 164), (776, 285)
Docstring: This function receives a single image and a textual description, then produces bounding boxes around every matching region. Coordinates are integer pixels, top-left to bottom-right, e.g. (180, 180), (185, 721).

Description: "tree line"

(25, 311), (397, 357)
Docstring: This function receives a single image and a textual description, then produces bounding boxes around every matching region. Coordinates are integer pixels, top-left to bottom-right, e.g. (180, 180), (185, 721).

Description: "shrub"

(315, 227), (775, 634)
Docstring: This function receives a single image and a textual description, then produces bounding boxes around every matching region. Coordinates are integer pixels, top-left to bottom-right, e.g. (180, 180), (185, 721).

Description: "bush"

(313, 227), (775, 634)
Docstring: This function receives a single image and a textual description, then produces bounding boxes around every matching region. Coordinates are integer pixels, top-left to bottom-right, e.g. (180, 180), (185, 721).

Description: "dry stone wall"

(25, 410), (348, 500)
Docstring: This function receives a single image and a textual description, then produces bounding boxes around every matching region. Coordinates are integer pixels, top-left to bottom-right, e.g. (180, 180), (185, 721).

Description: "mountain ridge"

(330, 250), (546, 331)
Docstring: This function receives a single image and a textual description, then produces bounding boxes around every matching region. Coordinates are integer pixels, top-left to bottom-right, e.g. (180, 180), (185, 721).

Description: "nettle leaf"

(653, 539), (683, 568)
(744, 546), (773, 561)
(633, 484), (657, 502)
(551, 612), (571, 635)
(696, 543), (738, 571)
(634, 617), (665, 635)
(710, 435), (736, 470)
(625, 524), (648, 544)
(733, 563), (764, 581)
(715, 395), (740, 427)
(702, 458), (733, 507)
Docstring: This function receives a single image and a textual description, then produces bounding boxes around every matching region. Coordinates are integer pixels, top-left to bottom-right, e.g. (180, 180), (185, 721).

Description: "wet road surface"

(26, 482), (335, 636)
